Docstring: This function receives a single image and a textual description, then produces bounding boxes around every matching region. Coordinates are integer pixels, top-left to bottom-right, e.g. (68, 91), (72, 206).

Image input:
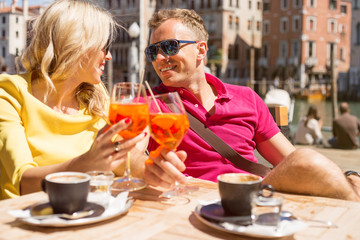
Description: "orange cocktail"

(109, 82), (148, 192)
(147, 91), (198, 203)
(149, 113), (189, 150)
(109, 103), (149, 139)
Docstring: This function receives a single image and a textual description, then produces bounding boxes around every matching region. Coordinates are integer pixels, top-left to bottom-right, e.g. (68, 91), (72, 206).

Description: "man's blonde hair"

(148, 8), (209, 42)
(20, 0), (118, 117)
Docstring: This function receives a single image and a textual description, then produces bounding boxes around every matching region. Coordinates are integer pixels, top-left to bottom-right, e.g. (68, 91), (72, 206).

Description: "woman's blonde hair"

(148, 8), (209, 42)
(20, 0), (118, 117)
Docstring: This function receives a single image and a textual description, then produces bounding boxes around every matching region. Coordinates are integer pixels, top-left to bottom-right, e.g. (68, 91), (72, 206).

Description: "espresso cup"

(218, 173), (273, 225)
(41, 172), (90, 214)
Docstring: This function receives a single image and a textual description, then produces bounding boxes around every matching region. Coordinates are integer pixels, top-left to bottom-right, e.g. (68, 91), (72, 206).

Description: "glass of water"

(252, 192), (284, 227)
(86, 171), (114, 208)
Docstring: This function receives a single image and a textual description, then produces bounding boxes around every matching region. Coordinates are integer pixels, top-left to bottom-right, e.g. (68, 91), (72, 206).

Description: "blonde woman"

(0, 0), (148, 199)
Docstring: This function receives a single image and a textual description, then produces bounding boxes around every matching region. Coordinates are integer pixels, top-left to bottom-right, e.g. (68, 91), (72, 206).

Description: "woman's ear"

(197, 41), (208, 61)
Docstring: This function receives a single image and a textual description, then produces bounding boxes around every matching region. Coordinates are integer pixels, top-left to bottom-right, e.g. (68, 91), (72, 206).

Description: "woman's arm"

(20, 119), (147, 195)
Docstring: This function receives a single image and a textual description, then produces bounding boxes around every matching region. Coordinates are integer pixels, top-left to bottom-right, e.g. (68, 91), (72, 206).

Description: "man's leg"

(346, 174), (360, 197)
(328, 137), (337, 148)
(262, 148), (360, 201)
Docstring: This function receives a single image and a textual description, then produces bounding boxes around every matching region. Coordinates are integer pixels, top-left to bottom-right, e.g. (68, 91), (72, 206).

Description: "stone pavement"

(256, 145), (360, 172)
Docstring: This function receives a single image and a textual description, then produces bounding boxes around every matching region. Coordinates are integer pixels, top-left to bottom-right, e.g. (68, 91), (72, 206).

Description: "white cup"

(86, 171), (114, 208)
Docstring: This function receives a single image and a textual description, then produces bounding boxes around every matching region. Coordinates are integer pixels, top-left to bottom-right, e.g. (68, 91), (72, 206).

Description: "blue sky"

(3, 0), (53, 7)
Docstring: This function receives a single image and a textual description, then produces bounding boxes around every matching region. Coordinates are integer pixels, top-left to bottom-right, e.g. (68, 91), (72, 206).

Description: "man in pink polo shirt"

(147, 75), (279, 182)
(144, 8), (360, 201)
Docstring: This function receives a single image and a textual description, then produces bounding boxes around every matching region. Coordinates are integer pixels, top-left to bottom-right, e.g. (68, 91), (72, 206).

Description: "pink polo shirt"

(147, 74), (280, 182)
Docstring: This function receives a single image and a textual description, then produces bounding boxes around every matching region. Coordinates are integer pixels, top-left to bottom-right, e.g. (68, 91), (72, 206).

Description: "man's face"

(149, 19), (200, 88)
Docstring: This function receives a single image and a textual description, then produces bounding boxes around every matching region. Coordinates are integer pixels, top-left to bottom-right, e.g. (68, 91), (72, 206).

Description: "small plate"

(195, 204), (308, 238)
(29, 202), (104, 219)
(16, 198), (134, 227)
(200, 202), (252, 225)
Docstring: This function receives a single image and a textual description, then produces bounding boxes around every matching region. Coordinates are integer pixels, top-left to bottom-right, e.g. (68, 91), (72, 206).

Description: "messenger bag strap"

(186, 112), (271, 177)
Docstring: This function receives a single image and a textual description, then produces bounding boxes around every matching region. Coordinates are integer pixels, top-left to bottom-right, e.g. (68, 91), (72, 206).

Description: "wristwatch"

(345, 170), (360, 177)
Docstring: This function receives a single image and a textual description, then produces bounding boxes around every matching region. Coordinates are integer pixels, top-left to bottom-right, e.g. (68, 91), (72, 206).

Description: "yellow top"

(0, 73), (107, 199)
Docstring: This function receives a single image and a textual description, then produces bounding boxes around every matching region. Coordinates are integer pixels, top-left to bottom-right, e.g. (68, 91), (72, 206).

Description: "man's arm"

(256, 132), (296, 166)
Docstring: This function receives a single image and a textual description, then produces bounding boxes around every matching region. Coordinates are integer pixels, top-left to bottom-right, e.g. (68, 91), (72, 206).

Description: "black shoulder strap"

(186, 112), (271, 177)
(151, 88), (271, 177)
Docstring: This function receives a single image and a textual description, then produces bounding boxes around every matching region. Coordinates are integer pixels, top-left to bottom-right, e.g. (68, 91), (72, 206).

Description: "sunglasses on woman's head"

(145, 39), (198, 62)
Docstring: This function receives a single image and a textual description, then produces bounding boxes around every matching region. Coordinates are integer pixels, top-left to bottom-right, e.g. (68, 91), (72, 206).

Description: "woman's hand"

(144, 147), (187, 188)
(69, 118), (147, 172)
(20, 118), (147, 195)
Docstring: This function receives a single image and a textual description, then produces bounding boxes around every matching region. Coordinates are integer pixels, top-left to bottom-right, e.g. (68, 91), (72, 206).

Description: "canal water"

(290, 100), (360, 140)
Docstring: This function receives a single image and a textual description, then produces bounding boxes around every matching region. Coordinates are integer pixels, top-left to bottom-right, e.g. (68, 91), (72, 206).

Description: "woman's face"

(75, 48), (112, 85)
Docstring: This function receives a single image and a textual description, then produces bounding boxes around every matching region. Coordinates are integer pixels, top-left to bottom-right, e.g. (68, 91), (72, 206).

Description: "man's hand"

(144, 147), (187, 188)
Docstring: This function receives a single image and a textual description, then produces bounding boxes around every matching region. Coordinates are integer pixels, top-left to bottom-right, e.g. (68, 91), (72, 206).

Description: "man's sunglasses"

(145, 39), (198, 62)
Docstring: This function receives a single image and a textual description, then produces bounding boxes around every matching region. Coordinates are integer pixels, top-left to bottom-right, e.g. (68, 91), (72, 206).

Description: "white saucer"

(9, 193), (133, 227)
(194, 204), (308, 238)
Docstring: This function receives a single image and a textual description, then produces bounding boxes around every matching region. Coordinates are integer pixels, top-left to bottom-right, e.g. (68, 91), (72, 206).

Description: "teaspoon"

(281, 211), (338, 228)
(30, 210), (95, 221)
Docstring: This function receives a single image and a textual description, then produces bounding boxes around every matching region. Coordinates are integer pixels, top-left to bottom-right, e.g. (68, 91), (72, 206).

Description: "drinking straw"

(145, 80), (162, 113)
(136, 69), (145, 102)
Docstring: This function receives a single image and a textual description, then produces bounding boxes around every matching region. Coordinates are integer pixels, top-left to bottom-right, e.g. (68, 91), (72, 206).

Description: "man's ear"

(197, 41), (208, 61)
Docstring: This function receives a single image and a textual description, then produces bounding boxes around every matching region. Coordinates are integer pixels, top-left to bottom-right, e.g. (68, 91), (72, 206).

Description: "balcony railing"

(288, 57), (299, 66)
(305, 57), (318, 67)
(258, 57), (268, 67)
(276, 57), (286, 67)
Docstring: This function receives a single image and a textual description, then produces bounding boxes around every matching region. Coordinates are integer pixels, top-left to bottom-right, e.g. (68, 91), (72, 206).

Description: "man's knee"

(282, 148), (336, 174)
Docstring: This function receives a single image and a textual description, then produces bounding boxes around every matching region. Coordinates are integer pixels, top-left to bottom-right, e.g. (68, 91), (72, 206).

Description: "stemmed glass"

(108, 82), (149, 191)
(147, 91), (198, 204)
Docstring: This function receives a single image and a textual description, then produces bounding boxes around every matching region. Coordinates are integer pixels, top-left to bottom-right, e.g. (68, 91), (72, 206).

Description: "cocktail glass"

(148, 92), (198, 204)
(109, 82), (149, 191)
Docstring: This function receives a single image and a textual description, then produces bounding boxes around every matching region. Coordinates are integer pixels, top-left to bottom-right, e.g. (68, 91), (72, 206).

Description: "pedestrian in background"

(328, 102), (360, 149)
(294, 105), (324, 145)
(1, 65), (8, 74)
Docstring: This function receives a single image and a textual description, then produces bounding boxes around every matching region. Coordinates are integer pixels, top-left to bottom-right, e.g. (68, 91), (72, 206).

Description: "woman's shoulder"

(0, 73), (31, 92)
(307, 118), (320, 127)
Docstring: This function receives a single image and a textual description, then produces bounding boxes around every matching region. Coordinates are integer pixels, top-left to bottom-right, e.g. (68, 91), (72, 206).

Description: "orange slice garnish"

(151, 115), (177, 130)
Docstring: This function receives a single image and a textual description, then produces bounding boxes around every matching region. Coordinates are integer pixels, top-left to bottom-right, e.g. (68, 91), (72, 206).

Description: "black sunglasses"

(103, 36), (112, 55)
(145, 39), (198, 62)
(104, 45), (111, 55)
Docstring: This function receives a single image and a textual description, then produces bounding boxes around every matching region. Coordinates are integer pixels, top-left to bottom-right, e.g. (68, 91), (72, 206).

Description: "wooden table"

(0, 178), (359, 240)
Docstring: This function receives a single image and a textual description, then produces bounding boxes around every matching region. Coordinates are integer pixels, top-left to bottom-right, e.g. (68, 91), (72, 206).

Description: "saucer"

(29, 202), (105, 219)
(200, 202), (252, 225)
(9, 193), (133, 227)
(194, 204), (308, 238)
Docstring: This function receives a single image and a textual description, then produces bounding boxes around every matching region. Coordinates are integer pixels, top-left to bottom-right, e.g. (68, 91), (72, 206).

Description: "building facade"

(5, 0), (357, 99)
(99, 0), (263, 88)
(0, 1), (43, 73)
(261, 0), (352, 97)
(350, 0), (360, 100)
